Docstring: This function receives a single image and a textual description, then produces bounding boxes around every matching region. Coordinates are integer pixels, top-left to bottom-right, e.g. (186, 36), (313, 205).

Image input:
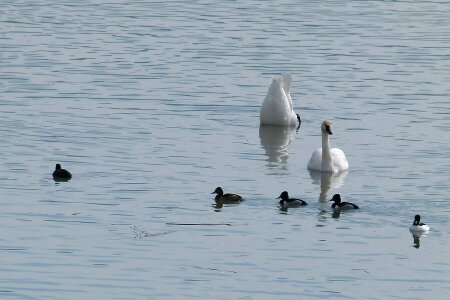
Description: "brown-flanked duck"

(212, 187), (243, 205)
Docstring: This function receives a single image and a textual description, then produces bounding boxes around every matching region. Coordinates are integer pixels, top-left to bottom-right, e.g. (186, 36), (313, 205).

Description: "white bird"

(409, 215), (430, 233)
(260, 73), (300, 127)
(307, 120), (348, 173)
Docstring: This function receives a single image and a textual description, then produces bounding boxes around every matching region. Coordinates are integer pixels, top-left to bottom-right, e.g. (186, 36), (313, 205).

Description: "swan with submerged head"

(260, 73), (300, 128)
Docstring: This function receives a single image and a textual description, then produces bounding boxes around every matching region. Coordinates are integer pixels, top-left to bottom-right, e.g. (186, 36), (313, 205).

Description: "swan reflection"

(309, 170), (347, 203)
(259, 125), (297, 170)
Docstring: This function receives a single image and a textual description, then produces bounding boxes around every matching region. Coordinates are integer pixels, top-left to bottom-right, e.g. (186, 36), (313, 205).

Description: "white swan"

(307, 120), (348, 173)
(260, 73), (300, 127)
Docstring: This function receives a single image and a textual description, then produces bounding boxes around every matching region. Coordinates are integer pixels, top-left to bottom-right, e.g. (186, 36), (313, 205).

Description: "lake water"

(1, 0), (450, 299)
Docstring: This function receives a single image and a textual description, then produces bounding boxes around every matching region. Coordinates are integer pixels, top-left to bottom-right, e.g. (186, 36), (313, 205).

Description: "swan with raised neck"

(307, 120), (348, 173)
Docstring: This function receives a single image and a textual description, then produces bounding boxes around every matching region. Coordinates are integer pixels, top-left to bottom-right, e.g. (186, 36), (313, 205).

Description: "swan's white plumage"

(307, 120), (348, 173)
(308, 148), (348, 172)
(260, 73), (299, 126)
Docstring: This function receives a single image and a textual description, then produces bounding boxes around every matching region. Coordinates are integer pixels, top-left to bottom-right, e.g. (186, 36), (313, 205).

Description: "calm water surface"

(1, 0), (450, 299)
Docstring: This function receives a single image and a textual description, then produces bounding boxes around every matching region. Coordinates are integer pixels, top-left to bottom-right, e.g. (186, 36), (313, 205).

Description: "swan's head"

(212, 187), (224, 195)
(321, 120), (333, 135)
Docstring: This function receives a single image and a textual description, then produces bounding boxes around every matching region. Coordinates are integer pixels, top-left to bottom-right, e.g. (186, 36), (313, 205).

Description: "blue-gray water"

(1, 1), (450, 299)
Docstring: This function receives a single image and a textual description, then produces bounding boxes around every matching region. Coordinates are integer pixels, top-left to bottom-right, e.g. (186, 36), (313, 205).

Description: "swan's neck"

(322, 133), (333, 171)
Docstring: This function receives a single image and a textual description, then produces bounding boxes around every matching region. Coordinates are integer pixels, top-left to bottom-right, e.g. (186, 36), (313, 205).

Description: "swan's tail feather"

(280, 73), (292, 95)
(260, 73), (297, 126)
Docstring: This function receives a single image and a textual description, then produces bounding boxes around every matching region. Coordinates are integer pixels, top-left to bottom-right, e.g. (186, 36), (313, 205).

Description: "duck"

(409, 215), (430, 233)
(52, 163), (72, 181)
(329, 194), (359, 210)
(307, 120), (348, 173)
(211, 187), (244, 205)
(277, 191), (308, 208)
(260, 73), (301, 128)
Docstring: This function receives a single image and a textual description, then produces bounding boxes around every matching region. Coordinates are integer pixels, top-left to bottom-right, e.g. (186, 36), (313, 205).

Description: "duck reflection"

(411, 232), (428, 249)
(331, 209), (341, 219)
(309, 170), (348, 203)
(259, 125), (298, 170)
(412, 234), (421, 249)
(213, 201), (243, 211)
(213, 202), (223, 211)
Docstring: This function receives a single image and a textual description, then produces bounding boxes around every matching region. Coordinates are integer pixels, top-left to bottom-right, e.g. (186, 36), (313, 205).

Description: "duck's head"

(321, 120), (333, 135)
(212, 187), (224, 196)
(277, 191), (289, 200)
(330, 194), (341, 203)
(413, 215), (422, 225)
(55, 164), (62, 170)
